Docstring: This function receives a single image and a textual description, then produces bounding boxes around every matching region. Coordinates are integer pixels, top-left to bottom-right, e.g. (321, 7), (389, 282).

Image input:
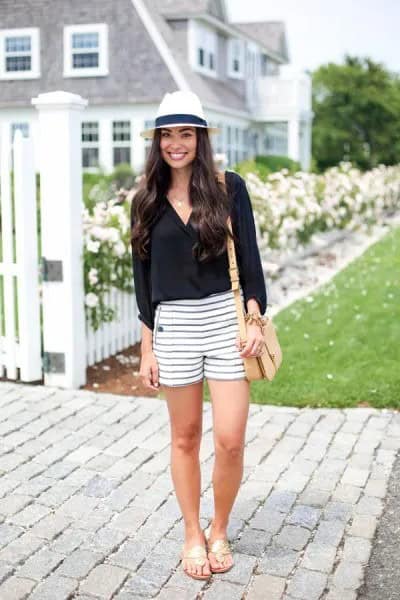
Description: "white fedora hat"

(140, 90), (220, 139)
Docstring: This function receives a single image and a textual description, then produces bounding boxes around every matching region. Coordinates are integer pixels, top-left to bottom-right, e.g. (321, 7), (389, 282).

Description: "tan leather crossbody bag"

(219, 171), (282, 381)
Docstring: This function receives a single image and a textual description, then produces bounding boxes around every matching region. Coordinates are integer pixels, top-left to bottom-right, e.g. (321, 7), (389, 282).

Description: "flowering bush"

(83, 162), (400, 330)
(83, 194), (133, 331)
(247, 161), (400, 253)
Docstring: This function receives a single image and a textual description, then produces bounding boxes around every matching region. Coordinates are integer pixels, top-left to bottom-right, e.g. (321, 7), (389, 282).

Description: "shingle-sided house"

(0, 0), (312, 173)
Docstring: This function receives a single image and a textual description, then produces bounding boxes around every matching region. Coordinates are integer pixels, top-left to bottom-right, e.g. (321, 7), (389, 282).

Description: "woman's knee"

(215, 436), (244, 461)
(172, 422), (202, 454)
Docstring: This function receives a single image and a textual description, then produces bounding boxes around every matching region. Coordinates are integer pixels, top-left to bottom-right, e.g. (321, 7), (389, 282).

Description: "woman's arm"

(230, 173), (267, 315)
(130, 197), (155, 333)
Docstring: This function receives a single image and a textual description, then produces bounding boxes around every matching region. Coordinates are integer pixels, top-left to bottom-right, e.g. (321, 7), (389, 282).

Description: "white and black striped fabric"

(152, 287), (246, 387)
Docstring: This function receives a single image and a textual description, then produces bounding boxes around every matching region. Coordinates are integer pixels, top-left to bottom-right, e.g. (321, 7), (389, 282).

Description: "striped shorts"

(152, 287), (247, 387)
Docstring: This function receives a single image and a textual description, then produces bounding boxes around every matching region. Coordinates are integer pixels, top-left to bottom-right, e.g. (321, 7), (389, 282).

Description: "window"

(64, 24), (108, 77)
(264, 122), (288, 155)
(113, 121), (131, 166)
(227, 38), (244, 78)
(260, 53), (279, 77)
(190, 20), (217, 77)
(0, 28), (40, 79)
(81, 121), (99, 168)
(144, 120), (154, 159)
(11, 122), (30, 141)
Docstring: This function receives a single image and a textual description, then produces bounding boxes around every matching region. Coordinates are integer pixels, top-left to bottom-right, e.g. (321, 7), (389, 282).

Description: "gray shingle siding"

(0, 0), (176, 108)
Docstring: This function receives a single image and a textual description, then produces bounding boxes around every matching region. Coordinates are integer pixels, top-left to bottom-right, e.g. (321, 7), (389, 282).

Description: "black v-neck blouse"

(130, 170), (267, 331)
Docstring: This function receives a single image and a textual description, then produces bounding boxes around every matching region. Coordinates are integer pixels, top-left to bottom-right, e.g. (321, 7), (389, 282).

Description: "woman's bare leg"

(162, 380), (211, 578)
(206, 378), (250, 570)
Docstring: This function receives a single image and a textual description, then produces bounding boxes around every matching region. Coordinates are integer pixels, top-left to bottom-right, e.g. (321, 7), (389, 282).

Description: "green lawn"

(205, 226), (400, 409)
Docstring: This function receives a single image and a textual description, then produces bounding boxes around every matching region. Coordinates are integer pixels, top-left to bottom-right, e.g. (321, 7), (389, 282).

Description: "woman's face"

(159, 126), (197, 169)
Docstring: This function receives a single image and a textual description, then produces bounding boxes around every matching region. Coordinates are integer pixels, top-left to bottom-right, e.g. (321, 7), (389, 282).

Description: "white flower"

(113, 241), (126, 257)
(88, 268), (99, 285)
(85, 292), (99, 307)
(87, 240), (100, 253)
(326, 373), (333, 379)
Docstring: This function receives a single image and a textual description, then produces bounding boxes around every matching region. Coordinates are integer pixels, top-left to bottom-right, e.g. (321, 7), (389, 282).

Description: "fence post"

(32, 90), (88, 388)
(13, 130), (42, 381)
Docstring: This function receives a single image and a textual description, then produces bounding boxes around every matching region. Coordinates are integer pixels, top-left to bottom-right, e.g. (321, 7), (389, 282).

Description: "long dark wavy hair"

(130, 127), (236, 262)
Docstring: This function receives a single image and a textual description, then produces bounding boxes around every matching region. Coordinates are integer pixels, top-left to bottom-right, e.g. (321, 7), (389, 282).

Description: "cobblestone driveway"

(0, 382), (399, 599)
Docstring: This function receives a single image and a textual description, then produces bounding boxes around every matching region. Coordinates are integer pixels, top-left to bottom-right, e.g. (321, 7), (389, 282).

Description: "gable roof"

(140, 0), (248, 114)
(234, 21), (289, 62)
(154, 0), (227, 21)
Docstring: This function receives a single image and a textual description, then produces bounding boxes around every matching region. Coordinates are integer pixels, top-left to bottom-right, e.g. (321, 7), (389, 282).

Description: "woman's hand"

(139, 350), (160, 391)
(236, 324), (265, 358)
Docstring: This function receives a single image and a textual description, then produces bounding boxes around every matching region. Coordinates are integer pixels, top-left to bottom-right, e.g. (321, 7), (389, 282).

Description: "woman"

(130, 91), (267, 580)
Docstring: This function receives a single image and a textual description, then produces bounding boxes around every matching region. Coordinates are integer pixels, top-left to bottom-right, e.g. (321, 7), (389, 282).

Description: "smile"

(168, 152), (187, 161)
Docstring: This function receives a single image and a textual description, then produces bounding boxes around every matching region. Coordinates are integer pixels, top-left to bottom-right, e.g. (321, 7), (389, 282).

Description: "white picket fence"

(0, 91), (142, 388)
(86, 288), (141, 366)
(0, 127), (42, 382)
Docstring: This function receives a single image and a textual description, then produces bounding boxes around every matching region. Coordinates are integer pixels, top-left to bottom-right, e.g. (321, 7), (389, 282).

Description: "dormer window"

(228, 38), (244, 79)
(0, 28), (40, 80)
(64, 24), (108, 77)
(189, 20), (217, 77)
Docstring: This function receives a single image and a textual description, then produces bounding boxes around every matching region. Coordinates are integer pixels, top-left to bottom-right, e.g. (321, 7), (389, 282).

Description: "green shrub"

(234, 155), (301, 180)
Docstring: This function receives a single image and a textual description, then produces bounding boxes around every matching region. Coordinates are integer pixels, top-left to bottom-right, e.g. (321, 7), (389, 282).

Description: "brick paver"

(0, 381), (399, 599)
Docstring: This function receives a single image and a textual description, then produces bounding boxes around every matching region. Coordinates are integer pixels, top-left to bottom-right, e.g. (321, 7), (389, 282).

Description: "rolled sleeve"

(230, 173), (267, 315)
(130, 201), (154, 330)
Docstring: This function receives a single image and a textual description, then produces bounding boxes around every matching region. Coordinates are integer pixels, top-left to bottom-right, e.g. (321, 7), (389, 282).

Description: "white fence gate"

(0, 91), (142, 388)
(0, 127), (42, 382)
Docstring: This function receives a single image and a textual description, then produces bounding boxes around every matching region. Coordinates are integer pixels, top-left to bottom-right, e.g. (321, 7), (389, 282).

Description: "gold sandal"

(180, 544), (211, 580)
(204, 523), (234, 573)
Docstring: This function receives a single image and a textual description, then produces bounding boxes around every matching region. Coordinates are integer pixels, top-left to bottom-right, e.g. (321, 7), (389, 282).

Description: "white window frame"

(112, 120), (132, 167)
(81, 121), (100, 170)
(227, 38), (245, 79)
(188, 20), (217, 78)
(64, 23), (108, 78)
(0, 28), (40, 80)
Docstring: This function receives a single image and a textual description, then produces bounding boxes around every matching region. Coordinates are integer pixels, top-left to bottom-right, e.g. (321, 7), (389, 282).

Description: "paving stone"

(250, 508), (286, 533)
(0, 560), (14, 584)
(0, 532), (44, 564)
(202, 580), (244, 599)
(246, 573), (286, 600)
(286, 567), (327, 599)
(258, 543), (299, 577)
(347, 515), (377, 539)
(28, 574), (79, 600)
(286, 504), (321, 529)
(56, 548), (104, 578)
(354, 495), (384, 516)
(323, 500), (353, 522)
(325, 588), (357, 600)
(331, 560), (364, 589)
(313, 519), (345, 546)
(0, 575), (36, 599)
(275, 525), (311, 551)
(298, 487), (331, 507)
(17, 547), (65, 580)
(234, 527), (271, 556)
(301, 542), (337, 572)
(79, 563), (130, 597)
(9, 502), (51, 527)
(81, 474), (117, 497)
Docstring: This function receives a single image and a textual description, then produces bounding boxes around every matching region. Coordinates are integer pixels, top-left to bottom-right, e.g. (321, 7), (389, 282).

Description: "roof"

(142, 0), (248, 114)
(153, 0), (227, 21)
(234, 21), (289, 63)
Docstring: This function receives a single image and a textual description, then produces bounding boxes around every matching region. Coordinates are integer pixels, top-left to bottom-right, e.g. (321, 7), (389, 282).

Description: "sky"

(227, 0), (400, 75)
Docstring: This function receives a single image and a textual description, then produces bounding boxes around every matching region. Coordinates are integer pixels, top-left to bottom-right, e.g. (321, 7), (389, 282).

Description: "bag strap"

(217, 171), (248, 343)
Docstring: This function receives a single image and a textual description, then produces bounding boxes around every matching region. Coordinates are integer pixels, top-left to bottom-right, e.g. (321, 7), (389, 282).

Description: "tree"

(312, 55), (400, 171)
